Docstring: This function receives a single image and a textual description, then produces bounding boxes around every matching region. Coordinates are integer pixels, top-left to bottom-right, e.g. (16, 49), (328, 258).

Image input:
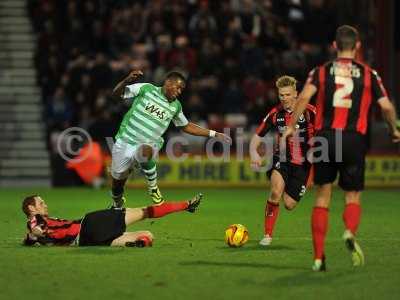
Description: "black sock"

(111, 186), (124, 199)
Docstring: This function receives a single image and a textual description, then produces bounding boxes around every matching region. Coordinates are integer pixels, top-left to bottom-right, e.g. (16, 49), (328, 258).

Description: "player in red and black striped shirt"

(283, 25), (400, 271)
(22, 194), (202, 247)
(251, 75), (315, 246)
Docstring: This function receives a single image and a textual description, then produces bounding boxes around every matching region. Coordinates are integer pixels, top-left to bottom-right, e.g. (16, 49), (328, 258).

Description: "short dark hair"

(164, 71), (186, 83)
(22, 195), (38, 216)
(335, 25), (359, 51)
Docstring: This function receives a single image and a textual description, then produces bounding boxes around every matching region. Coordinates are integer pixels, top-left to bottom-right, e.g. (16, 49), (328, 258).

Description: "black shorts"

(79, 209), (126, 246)
(267, 157), (311, 202)
(313, 130), (366, 191)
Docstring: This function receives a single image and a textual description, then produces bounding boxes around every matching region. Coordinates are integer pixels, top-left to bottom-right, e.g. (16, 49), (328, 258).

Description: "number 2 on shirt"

(333, 76), (353, 109)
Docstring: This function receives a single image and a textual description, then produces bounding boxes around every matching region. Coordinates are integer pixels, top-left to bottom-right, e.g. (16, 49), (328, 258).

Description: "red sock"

(147, 201), (188, 218)
(264, 201), (280, 236)
(343, 203), (361, 235)
(311, 207), (329, 260)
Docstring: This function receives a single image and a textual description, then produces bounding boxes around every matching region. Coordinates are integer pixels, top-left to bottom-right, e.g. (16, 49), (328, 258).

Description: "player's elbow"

(111, 91), (122, 101)
(250, 134), (262, 144)
(381, 104), (392, 114)
(180, 123), (192, 133)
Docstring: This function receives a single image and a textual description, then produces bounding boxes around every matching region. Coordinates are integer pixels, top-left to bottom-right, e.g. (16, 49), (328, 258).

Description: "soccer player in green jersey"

(110, 70), (231, 207)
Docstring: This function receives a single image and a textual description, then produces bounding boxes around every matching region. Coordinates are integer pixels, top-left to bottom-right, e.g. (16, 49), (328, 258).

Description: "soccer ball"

(225, 224), (249, 247)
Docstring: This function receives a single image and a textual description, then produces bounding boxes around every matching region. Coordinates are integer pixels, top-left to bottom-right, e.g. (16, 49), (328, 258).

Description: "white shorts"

(111, 139), (159, 180)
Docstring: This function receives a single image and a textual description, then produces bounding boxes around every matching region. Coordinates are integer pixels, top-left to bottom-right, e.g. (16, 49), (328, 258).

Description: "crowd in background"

(28, 0), (374, 153)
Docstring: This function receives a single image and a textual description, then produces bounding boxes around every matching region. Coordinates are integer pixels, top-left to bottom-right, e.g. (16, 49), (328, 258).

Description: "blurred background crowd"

(27, 0), (381, 153)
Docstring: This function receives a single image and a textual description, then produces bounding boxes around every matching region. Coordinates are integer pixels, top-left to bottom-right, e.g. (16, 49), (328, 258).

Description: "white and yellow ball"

(225, 224), (249, 247)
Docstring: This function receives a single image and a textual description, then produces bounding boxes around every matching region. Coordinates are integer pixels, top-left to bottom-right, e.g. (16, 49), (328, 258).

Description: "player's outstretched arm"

(377, 97), (400, 142)
(181, 122), (232, 144)
(249, 134), (263, 170)
(111, 70), (143, 100)
(283, 83), (317, 139)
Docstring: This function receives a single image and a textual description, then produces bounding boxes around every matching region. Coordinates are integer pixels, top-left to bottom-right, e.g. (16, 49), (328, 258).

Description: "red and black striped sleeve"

(255, 108), (277, 137)
(305, 104), (316, 142)
(371, 69), (388, 102)
(306, 104), (317, 116)
(306, 104), (317, 126)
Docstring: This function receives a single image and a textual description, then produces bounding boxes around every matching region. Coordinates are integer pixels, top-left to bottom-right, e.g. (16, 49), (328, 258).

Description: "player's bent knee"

(314, 198), (330, 208)
(137, 144), (154, 162)
(270, 189), (282, 202)
(284, 202), (297, 211)
(344, 191), (361, 204)
(111, 170), (129, 181)
(283, 196), (297, 210)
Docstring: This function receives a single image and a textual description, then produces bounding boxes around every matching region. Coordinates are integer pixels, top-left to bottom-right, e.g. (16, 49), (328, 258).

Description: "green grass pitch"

(1, 187), (400, 300)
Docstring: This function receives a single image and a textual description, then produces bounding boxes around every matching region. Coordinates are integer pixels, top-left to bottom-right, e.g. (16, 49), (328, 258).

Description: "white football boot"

(343, 229), (365, 267)
(259, 234), (272, 246)
(312, 256), (327, 272)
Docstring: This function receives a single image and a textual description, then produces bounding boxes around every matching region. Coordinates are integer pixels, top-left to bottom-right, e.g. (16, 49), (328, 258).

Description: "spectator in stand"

(46, 87), (74, 131)
(197, 38), (222, 76)
(90, 53), (113, 90)
(26, 0), (380, 180)
(222, 79), (246, 114)
(189, 0), (218, 46)
(167, 35), (197, 74)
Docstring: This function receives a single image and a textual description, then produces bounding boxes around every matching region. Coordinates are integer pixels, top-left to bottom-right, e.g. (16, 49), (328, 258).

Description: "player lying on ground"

(22, 194), (202, 247)
(110, 70), (231, 207)
(283, 25), (400, 271)
(251, 75), (316, 246)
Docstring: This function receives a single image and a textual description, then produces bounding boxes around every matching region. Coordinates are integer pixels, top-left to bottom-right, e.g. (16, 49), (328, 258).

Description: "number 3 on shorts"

(333, 76), (353, 109)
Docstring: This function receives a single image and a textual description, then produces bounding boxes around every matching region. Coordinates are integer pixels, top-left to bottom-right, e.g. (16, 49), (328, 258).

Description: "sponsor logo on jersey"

(144, 103), (169, 120)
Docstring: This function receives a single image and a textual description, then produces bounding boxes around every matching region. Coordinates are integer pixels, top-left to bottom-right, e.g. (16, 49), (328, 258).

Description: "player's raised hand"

(216, 132), (232, 144)
(124, 70), (143, 83)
